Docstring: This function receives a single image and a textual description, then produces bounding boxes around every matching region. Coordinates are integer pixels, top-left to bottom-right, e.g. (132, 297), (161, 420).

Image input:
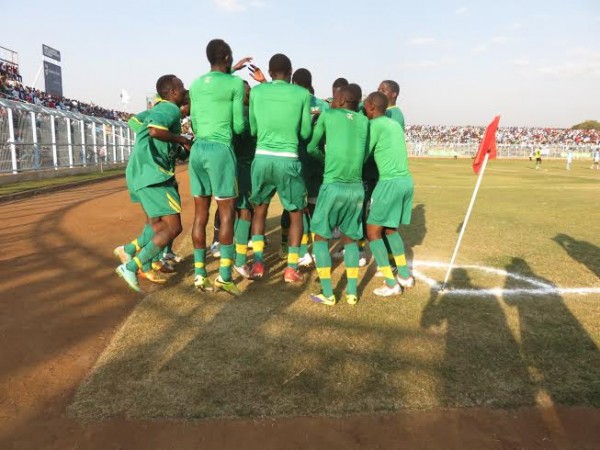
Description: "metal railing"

(0, 98), (132, 174)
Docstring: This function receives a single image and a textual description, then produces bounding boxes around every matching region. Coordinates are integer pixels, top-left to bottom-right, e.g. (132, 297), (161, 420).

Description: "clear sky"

(1, 0), (599, 127)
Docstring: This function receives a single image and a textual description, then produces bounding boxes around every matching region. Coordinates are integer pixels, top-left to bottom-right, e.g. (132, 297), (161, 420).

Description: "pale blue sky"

(2, 0), (599, 127)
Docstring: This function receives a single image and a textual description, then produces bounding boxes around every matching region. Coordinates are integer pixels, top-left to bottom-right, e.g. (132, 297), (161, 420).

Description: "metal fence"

(0, 98), (132, 174)
(405, 141), (599, 159)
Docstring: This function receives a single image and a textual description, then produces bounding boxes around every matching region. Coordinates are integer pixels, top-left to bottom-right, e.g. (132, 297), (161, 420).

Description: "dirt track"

(1, 170), (599, 449)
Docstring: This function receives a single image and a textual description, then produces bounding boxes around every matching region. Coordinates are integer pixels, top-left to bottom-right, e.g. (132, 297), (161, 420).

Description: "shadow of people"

(504, 258), (600, 406)
(421, 268), (533, 407)
(553, 234), (600, 280)
(402, 203), (427, 271)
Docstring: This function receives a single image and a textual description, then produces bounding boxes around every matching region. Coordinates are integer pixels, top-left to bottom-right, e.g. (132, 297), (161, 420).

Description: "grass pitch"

(70, 159), (600, 420)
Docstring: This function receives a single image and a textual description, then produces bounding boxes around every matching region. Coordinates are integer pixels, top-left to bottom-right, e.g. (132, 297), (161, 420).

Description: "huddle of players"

(114, 38), (415, 305)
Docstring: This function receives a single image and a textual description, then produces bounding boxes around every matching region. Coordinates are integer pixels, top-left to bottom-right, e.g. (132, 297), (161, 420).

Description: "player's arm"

(249, 90), (257, 137)
(363, 123), (372, 163)
(232, 56), (252, 73)
(147, 105), (192, 149)
(248, 64), (268, 84)
(307, 114), (325, 163)
(299, 91), (313, 142)
(366, 121), (378, 162)
(148, 127), (192, 150)
(232, 78), (245, 135)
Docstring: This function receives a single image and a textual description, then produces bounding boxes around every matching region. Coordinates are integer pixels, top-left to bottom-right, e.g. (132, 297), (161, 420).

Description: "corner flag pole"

(440, 151), (491, 291)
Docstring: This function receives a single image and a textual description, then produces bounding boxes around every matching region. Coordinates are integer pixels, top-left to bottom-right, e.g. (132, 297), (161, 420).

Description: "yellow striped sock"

(394, 254), (407, 267)
(317, 267), (331, 279)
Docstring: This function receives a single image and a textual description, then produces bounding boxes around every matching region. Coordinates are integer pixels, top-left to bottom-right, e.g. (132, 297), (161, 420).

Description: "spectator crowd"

(0, 61), (128, 121)
(406, 125), (600, 147)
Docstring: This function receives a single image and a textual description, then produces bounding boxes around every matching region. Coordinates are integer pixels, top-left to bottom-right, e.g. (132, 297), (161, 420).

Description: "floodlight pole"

(441, 151), (490, 291)
(31, 57), (44, 89)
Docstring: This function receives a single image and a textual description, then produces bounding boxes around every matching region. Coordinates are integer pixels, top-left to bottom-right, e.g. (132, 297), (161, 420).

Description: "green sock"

(370, 239), (397, 288)
(219, 243), (235, 282)
(126, 241), (161, 273)
(344, 242), (359, 296)
(124, 224), (153, 256)
(288, 246), (300, 269)
(194, 248), (207, 276)
(386, 232), (411, 278)
(234, 218), (251, 266)
(299, 213), (310, 256)
(314, 240), (333, 297)
(252, 235), (265, 262)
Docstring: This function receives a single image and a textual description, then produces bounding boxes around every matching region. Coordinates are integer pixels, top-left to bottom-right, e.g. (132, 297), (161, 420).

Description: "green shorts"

(311, 182), (364, 240)
(137, 179), (182, 218)
(189, 139), (237, 199)
(250, 156), (307, 211)
(127, 177), (140, 203)
(367, 177), (414, 228)
(237, 159), (252, 210)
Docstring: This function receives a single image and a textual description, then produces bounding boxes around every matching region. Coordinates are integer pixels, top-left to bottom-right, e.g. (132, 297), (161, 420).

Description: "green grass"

(69, 159), (600, 420)
(0, 168), (125, 196)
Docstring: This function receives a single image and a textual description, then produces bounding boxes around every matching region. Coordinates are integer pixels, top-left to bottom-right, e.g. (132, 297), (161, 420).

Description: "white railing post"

(119, 126), (125, 162)
(80, 120), (86, 166)
(7, 108), (17, 174)
(50, 115), (57, 169)
(111, 125), (117, 163)
(102, 124), (107, 162)
(92, 123), (98, 164)
(66, 118), (73, 168)
(126, 127), (132, 157)
(31, 111), (39, 169)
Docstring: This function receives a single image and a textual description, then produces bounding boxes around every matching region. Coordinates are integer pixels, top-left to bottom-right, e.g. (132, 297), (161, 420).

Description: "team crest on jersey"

(205, 77), (212, 83)
(346, 113), (354, 120)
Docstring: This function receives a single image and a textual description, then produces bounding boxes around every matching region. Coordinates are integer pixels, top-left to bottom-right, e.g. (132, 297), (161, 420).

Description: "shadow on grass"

(421, 268), (534, 408)
(553, 233), (600, 280)
(504, 257), (600, 406)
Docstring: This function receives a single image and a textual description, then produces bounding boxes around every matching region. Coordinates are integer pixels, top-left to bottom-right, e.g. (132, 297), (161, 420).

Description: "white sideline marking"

(412, 260), (600, 297)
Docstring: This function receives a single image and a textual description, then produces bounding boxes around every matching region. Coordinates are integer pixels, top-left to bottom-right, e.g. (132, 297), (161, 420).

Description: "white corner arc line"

(411, 260), (600, 297)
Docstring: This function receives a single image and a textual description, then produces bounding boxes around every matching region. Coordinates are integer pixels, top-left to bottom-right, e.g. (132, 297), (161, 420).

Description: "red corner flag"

(473, 115), (501, 174)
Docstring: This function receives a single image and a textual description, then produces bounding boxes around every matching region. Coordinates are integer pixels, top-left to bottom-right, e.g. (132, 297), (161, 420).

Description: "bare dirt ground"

(1, 170), (599, 449)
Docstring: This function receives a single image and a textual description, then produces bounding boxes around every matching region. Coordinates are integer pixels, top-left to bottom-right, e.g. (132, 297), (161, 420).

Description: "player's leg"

(214, 197), (239, 295)
(250, 202), (269, 279)
(211, 209), (221, 257)
(209, 142), (242, 295)
(233, 161), (253, 278)
(280, 210), (290, 259)
(234, 207), (252, 278)
(249, 157), (277, 280)
(276, 159), (307, 283)
(366, 180), (403, 297)
(367, 225), (400, 295)
(337, 183), (364, 305)
(189, 140), (218, 291)
(116, 182), (183, 292)
(310, 234), (336, 305)
(191, 195), (212, 291)
(285, 209), (304, 283)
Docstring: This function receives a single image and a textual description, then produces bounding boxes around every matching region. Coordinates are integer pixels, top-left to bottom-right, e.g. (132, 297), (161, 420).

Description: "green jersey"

(126, 100), (182, 190)
(369, 115), (410, 180)
(233, 106), (255, 165)
(249, 80), (312, 158)
(189, 71), (245, 145)
(308, 108), (370, 184)
(385, 105), (405, 130)
(127, 110), (149, 134)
